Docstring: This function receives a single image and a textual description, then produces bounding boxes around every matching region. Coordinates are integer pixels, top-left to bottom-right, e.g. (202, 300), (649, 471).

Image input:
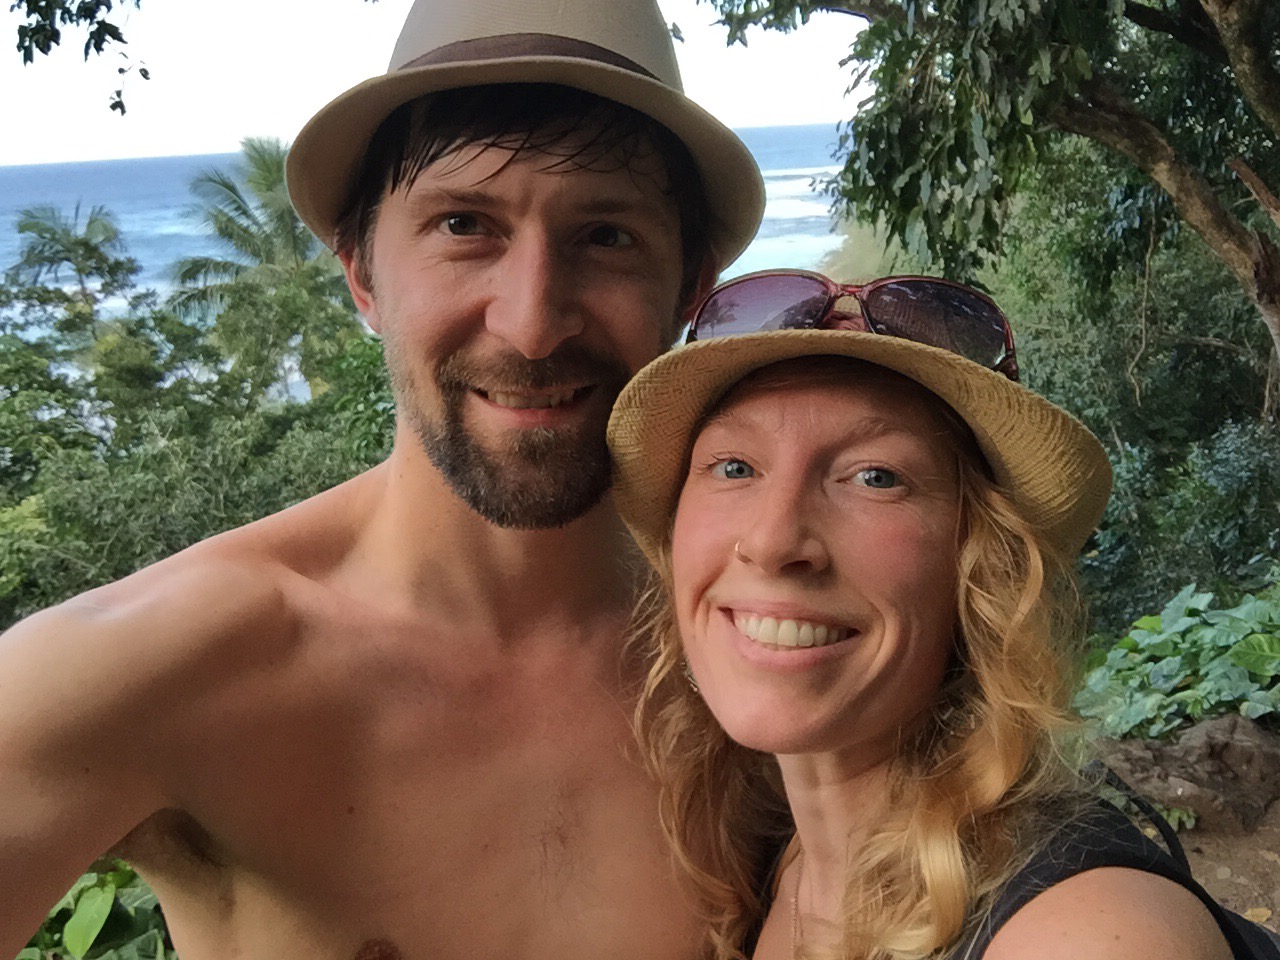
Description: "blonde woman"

(607, 270), (1262, 960)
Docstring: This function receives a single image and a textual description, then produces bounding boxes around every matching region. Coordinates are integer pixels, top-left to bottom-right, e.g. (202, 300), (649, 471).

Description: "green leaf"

(1228, 633), (1280, 677)
(1240, 700), (1275, 720)
(1147, 655), (1187, 691)
(51, 873), (101, 915)
(64, 883), (116, 958)
(975, 47), (991, 84)
(1160, 584), (1213, 626)
(1072, 46), (1092, 80)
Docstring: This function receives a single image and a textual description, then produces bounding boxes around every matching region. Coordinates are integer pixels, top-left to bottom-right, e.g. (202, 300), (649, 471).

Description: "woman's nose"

(732, 487), (831, 576)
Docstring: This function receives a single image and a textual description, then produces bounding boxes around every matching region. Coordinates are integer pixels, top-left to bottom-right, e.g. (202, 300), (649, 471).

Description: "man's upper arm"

(0, 555), (280, 955)
(0, 593), (189, 953)
(983, 865), (1234, 960)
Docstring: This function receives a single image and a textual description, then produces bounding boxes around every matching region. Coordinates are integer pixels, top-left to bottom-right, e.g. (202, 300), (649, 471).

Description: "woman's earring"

(682, 659), (700, 693)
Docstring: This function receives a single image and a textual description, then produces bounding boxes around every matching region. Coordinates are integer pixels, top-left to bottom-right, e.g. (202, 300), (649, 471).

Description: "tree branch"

(1228, 157), (1280, 233)
(1048, 78), (1258, 289)
(812, 0), (899, 22)
(1199, 0), (1280, 141)
(1168, 334), (1261, 362)
(1122, 1), (1228, 63)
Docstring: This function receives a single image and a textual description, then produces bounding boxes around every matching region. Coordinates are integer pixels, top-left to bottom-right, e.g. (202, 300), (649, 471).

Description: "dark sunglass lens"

(861, 281), (1010, 369)
(691, 274), (832, 340)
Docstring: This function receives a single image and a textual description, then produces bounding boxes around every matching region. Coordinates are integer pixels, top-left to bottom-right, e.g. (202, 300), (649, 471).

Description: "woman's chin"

(706, 704), (835, 756)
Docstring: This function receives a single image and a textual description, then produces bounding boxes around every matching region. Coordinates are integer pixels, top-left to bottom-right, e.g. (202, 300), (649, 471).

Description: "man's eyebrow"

(403, 185), (672, 221)
(403, 186), (497, 211)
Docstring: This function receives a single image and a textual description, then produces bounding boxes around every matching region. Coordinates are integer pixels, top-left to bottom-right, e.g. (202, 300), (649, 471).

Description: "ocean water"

(0, 123), (845, 294)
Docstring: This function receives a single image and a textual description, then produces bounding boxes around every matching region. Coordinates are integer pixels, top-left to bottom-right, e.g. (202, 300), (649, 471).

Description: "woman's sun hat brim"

(607, 330), (1112, 563)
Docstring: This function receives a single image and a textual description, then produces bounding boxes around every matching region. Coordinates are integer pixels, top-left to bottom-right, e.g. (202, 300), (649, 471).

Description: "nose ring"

(734, 540), (745, 562)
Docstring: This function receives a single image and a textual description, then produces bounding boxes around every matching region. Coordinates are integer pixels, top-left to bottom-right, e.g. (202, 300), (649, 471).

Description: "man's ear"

(680, 255), (720, 327)
(339, 250), (381, 334)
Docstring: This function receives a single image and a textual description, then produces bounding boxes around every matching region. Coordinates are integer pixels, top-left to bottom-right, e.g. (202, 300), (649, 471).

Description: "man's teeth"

(732, 612), (849, 648)
(488, 389), (578, 410)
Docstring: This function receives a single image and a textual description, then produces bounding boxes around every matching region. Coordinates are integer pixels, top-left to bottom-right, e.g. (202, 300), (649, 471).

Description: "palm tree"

(171, 137), (359, 402)
(12, 203), (139, 331)
(171, 137), (348, 313)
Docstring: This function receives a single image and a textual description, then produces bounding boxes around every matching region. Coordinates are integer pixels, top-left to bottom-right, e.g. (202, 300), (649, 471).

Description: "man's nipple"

(354, 938), (404, 960)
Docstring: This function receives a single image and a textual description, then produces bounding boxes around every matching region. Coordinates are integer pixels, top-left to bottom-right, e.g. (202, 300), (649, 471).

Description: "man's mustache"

(437, 345), (630, 393)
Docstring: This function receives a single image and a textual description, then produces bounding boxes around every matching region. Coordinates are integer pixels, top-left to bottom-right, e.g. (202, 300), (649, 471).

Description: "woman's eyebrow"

(701, 408), (912, 440)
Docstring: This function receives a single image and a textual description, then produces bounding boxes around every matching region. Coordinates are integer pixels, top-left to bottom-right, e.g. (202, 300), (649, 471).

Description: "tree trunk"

(1254, 234), (1280, 419)
(1049, 79), (1279, 418)
(1199, 0), (1280, 141)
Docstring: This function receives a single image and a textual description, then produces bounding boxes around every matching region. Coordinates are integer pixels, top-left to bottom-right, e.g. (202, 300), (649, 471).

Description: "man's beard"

(387, 342), (631, 529)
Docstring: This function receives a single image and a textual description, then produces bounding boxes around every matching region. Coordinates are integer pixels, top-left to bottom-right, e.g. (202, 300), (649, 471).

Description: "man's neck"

(353, 442), (641, 640)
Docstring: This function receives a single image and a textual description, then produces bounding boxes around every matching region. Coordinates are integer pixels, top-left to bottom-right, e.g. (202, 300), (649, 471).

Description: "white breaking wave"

(763, 164), (841, 180)
(764, 197), (833, 222)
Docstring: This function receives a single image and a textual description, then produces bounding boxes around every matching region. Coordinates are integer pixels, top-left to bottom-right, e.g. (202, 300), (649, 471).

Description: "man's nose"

(484, 234), (584, 360)
(733, 483), (831, 577)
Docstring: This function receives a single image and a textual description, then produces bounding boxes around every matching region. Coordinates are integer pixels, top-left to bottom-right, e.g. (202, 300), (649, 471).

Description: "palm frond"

(172, 255), (247, 287)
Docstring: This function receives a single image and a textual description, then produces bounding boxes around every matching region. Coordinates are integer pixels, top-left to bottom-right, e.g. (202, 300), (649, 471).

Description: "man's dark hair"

(334, 83), (711, 306)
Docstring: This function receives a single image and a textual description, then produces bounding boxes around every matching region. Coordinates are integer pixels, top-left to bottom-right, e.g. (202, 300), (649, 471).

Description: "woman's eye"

(712, 459), (754, 480)
(855, 467), (900, 489)
(586, 224), (634, 248)
(442, 214), (483, 236)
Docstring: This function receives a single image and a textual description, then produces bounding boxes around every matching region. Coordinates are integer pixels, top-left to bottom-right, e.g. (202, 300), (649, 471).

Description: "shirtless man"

(0, 1), (764, 957)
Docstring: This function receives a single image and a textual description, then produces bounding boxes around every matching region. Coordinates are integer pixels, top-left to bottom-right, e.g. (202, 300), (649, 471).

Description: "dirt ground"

(1184, 801), (1280, 930)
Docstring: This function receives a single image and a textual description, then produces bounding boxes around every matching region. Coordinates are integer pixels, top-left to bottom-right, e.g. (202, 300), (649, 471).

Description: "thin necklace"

(791, 846), (805, 959)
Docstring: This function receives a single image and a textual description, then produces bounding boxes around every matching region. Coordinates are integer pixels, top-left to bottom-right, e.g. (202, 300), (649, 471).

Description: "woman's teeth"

(732, 612), (849, 648)
(487, 389), (579, 409)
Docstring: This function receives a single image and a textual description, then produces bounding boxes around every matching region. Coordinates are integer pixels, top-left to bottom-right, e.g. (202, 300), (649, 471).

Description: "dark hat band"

(400, 33), (660, 81)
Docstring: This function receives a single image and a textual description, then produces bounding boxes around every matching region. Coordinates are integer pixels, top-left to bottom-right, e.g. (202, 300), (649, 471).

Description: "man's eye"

(442, 214), (483, 236)
(855, 467), (900, 489)
(586, 224), (634, 248)
(712, 459), (754, 480)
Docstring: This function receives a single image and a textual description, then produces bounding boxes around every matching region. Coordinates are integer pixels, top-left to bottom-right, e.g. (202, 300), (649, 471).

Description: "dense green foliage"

(18, 862), (174, 960)
(985, 140), (1280, 627)
(1076, 576), (1280, 738)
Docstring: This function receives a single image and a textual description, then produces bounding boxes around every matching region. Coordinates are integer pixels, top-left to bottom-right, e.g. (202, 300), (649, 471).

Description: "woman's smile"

(729, 609), (852, 649)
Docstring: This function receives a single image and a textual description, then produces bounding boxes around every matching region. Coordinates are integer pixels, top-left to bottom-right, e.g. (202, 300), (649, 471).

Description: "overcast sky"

(0, 0), (863, 167)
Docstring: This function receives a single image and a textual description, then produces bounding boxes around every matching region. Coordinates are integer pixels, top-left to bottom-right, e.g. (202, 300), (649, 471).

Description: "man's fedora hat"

(286, 0), (765, 268)
(608, 329), (1112, 564)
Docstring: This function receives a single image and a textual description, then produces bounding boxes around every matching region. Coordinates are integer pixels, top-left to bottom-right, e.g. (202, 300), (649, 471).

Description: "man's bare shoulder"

(1, 466), (388, 751)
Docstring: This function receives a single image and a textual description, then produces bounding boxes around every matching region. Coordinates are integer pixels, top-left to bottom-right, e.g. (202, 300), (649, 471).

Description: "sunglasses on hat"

(686, 270), (1020, 383)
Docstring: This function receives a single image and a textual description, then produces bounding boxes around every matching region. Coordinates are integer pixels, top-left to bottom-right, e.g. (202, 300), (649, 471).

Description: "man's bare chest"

(127, 614), (696, 959)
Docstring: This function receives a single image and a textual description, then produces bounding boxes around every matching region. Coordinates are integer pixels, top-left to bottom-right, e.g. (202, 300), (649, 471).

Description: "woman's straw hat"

(608, 330), (1112, 562)
(286, 0), (764, 268)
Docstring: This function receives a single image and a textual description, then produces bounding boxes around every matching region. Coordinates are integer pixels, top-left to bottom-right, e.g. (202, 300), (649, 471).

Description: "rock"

(1095, 715), (1280, 834)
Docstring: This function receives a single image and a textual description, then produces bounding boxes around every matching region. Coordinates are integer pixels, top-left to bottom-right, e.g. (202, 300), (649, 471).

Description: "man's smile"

(477, 386), (593, 410)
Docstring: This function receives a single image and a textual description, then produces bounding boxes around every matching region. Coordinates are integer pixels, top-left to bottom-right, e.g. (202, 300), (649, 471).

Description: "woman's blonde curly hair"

(626, 361), (1090, 960)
